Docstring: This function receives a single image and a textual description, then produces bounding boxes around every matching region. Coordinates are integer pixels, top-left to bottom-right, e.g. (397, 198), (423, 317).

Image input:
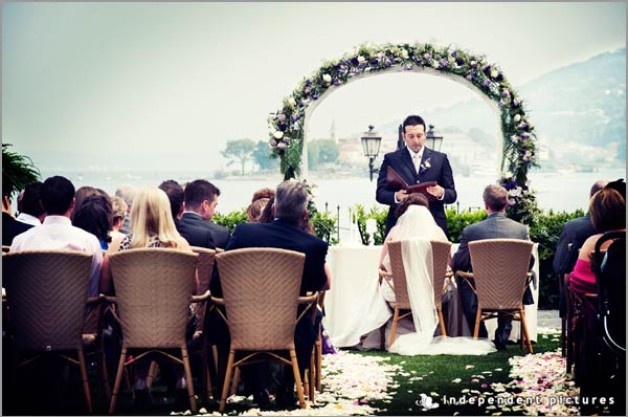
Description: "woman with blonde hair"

(120, 187), (190, 250)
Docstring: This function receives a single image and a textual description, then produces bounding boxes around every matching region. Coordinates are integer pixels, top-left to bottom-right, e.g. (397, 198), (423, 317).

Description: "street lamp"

(360, 125), (382, 182)
(426, 124), (444, 152)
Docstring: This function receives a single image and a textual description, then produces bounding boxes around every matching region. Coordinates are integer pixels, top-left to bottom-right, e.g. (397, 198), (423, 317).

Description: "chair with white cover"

(106, 248), (202, 414)
(379, 240), (451, 349)
(2, 250), (100, 413)
(213, 247), (312, 413)
(458, 238), (534, 353)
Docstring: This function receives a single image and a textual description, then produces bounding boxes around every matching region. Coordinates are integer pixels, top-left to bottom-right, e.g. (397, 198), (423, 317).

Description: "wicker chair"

(2, 250), (100, 413)
(106, 248), (204, 414)
(379, 240), (452, 349)
(190, 246), (217, 401)
(214, 247), (313, 413)
(458, 238), (534, 353)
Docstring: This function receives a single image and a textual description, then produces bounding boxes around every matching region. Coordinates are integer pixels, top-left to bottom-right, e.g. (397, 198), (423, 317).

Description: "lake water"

(40, 168), (625, 233)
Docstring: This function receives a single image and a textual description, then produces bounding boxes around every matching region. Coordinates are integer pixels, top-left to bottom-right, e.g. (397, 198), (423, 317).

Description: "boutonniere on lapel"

(419, 157), (431, 175)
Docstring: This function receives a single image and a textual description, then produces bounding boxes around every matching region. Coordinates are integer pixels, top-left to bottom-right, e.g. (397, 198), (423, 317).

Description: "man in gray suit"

(452, 183), (533, 350)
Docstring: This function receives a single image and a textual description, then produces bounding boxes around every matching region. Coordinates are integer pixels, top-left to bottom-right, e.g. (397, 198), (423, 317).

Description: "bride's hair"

(395, 193), (429, 218)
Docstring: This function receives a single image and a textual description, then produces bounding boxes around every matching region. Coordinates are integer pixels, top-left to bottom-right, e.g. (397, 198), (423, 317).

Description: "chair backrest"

(469, 239), (533, 310)
(190, 246), (217, 331)
(388, 241), (410, 309)
(190, 246), (216, 294)
(109, 248), (198, 348)
(215, 247), (305, 351)
(430, 240), (452, 308)
(388, 240), (450, 309)
(2, 250), (93, 352)
(594, 231), (626, 353)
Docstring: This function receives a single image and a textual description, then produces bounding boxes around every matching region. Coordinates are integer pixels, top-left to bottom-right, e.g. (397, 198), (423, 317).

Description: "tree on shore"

(2, 143), (41, 199)
(253, 141), (279, 172)
(221, 139), (255, 175)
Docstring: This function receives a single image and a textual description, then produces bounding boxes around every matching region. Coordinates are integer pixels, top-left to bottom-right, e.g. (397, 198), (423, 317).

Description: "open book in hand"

(386, 166), (438, 201)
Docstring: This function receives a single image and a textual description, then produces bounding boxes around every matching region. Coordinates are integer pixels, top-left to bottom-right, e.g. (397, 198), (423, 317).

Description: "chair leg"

(315, 333), (322, 392)
(437, 307), (447, 337)
(519, 309), (533, 353)
(200, 337), (212, 401)
(379, 323), (386, 350)
(473, 308), (482, 339)
(77, 349), (93, 414)
(229, 366), (240, 396)
(308, 346), (315, 402)
(109, 348), (128, 414)
(146, 360), (158, 389)
(389, 307), (400, 348)
(181, 346), (197, 413)
(100, 348), (112, 400)
(290, 349), (307, 409)
(219, 351), (236, 413)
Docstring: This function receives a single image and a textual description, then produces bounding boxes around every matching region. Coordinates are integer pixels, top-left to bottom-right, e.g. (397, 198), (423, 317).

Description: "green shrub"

(445, 208), (488, 243)
(351, 204), (388, 245)
(529, 208), (585, 309)
(213, 210), (248, 234)
(311, 210), (339, 245)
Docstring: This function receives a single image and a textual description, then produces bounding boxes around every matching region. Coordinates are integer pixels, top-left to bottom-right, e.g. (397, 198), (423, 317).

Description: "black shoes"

(253, 389), (271, 410)
(133, 388), (153, 409)
(493, 339), (507, 351)
(276, 388), (297, 409)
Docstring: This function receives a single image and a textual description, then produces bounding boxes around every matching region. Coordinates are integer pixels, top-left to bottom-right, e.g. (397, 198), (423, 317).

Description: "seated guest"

(10, 176), (104, 299)
(159, 179), (185, 222)
(246, 198), (269, 223)
(177, 179), (230, 249)
(569, 180), (625, 296)
(378, 193), (448, 303)
(258, 196), (275, 224)
(109, 187), (198, 404)
(72, 194), (113, 251)
(2, 189), (33, 246)
(451, 184), (534, 350)
(246, 187), (274, 223)
(211, 180), (328, 408)
(16, 181), (45, 226)
(115, 184), (137, 234)
(109, 196), (128, 243)
(553, 180), (607, 318)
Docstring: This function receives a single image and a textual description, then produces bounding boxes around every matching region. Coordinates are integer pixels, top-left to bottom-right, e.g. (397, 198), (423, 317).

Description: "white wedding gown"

(387, 238), (496, 356)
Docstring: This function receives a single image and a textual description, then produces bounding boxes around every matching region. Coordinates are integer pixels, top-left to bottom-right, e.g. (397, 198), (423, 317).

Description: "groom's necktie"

(412, 153), (422, 174)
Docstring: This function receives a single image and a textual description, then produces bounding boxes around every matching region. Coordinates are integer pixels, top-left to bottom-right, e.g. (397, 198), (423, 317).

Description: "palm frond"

(2, 143), (41, 199)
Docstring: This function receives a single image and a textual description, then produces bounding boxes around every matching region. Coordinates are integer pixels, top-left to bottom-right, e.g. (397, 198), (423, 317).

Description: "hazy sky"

(2, 2), (626, 172)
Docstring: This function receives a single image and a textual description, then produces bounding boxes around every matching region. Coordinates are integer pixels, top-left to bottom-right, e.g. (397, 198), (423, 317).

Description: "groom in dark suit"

(376, 114), (457, 237)
(452, 184), (534, 350)
(210, 180), (328, 408)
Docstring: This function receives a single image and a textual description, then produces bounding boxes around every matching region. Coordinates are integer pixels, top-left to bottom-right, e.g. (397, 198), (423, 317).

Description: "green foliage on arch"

(268, 42), (540, 223)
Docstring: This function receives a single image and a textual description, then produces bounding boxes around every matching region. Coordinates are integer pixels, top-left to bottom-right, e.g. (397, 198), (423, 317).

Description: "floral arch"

(268, 42), (539, 222)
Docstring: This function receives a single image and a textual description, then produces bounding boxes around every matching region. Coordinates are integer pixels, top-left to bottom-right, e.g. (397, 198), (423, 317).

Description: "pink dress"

(569, 258), (597, 295)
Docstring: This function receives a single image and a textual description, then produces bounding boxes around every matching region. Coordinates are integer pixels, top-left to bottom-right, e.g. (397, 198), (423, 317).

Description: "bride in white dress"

(378, 195), (495, 356)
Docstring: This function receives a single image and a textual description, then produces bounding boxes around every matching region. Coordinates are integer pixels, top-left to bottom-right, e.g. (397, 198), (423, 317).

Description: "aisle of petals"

(489, 328), (580, 416)
(192, 351), (401, 416)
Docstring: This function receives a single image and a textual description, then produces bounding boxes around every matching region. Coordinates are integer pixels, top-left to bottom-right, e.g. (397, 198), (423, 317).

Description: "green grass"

(359, 335), (561, 416)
